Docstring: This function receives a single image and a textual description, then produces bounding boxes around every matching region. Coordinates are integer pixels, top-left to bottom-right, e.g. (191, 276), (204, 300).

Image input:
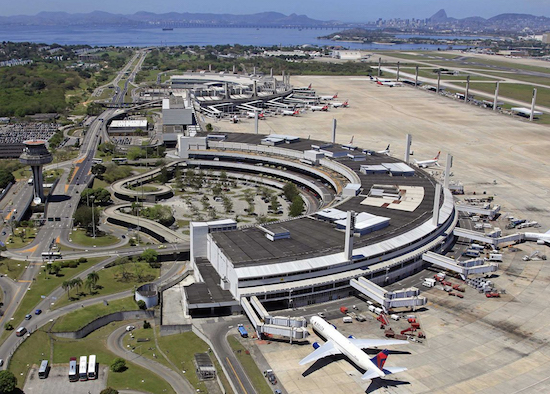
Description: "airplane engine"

(312, 342), (320, 349)
(348, 335), (356, 339)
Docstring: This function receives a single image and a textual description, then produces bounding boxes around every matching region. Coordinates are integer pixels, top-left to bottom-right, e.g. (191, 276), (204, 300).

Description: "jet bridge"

(453, 228), (523, 246)
(350, 277), (427, 312)
(241, 297), (308, 340)
(422, 251), (498, 279)
(456, 204), (500, 219)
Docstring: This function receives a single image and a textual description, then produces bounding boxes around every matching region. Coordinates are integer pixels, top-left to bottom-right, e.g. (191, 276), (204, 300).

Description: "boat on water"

(162, 27), (174, 31)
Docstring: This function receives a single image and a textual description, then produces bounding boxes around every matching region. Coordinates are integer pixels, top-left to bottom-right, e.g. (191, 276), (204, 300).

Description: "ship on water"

(162, 27), (174, 31)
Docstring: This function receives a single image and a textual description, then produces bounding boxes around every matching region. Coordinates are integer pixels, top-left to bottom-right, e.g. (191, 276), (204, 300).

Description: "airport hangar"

(177, 132), (457, 316)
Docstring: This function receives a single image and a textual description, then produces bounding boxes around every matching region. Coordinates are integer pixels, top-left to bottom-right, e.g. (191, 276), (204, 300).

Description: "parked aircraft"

(320, 93), (338, 100)
(247, 111), (265, 119)
(296, 83), (312, 90)
(377, 144), (391, 155)
(524, 230), (550, 245)
(375, 78), (402, 87)
(282, 109), (300, 116)
(414, 152), (441, 168)
(310, 104), (329, 112)
(332, 100), (349, 108)
(299, 316), (408, 380)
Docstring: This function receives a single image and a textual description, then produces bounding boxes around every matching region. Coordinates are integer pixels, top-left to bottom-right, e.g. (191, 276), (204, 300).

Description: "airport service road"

(199, 319), (257, 394)
(107, 325), (194, 394)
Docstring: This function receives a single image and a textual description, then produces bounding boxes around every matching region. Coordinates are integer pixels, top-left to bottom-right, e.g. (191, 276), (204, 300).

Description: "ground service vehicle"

(38, 360), (49, 379)
(238, 324), (248, 338)
(343, 316), (353, 323)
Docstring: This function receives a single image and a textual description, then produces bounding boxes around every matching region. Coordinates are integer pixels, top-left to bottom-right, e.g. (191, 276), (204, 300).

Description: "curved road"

(107, 325), (194, 394)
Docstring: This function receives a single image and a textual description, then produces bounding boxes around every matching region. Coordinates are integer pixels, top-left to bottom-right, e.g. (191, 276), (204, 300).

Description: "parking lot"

(23, 365), (108, 394)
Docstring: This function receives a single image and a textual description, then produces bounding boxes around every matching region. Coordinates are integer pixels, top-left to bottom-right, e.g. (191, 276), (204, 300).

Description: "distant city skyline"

(2, 1), (550, 22)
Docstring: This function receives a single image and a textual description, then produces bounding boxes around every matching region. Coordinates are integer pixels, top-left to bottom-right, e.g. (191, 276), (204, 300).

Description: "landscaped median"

(1, 257), (106, 342)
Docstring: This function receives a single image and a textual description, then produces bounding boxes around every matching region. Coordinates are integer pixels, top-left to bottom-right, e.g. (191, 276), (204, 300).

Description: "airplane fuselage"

(310, 316), (384, 378)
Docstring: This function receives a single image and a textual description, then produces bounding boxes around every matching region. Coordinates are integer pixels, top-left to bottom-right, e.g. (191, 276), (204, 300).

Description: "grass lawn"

(227, 336), (272, 394)
(455, 81), (550, 109)
(0, 259), (27, 280)
(52, 297), (138, 332)
(6, 227), (37, 249)
(1, 257), (106, 342)
(9, 322), (175, 394)
(51, 262), (159, 309)
(93, 178), (110, 189)
(70, 229), (120, 247)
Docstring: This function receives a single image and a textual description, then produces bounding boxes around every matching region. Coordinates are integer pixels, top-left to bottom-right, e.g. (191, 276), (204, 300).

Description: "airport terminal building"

(182, 132), (457, 315)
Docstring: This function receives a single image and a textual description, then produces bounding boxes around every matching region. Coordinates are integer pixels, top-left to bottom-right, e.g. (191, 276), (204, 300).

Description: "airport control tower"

(19, 140), (53, 204)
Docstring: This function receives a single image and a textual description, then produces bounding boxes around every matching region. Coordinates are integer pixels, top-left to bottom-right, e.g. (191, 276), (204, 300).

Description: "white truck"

(342, 316), (353, 323)
(422, 278), (436, 288)
(486, 253), (502, 262)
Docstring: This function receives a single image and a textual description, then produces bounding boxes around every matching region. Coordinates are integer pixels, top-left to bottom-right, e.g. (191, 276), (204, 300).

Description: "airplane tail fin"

(362, 350), (407, 380)
(350, 136), (354, 144)
(435, 151), (441, 160)
(308, 83), (312, 89)
(386, 144), (390, 151)
(370, 349), (389, 370)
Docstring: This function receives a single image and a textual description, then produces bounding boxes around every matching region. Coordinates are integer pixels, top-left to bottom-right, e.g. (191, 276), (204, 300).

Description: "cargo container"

(390, 314), (400, 321)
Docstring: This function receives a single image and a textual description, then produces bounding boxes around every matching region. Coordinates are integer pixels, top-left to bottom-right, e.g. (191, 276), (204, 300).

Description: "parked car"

(35, 309), (42, 315)
(126, 325), (136, 331)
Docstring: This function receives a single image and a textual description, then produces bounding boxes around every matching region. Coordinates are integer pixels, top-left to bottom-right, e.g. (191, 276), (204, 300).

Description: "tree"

(110, 358), (127, 373)
(71, 277), (83, 295)
(87, 271), (99, 290)
(50, 263), (61, 276)
(62, 280), (72, 299)
(74, 206), (100, 230)
(143, 320), (151, 329)
(222, 196), (233, 214)
(283, 182), (299, 201)
(270, 194), (279, 211)
(0, 169), (15, 189)
(84, 277), (94, 294)
(91, 163), (107, 177)
(156, 167), (169, 184)
(3, 323), (13, 331)
(0, 370), (17, 393)
(137, 300), (146, 310)
(100, 388), (119, 394)
(174, 168), (184, 191)
(289, 196), (304, 217)
(141, 249), (158, 264)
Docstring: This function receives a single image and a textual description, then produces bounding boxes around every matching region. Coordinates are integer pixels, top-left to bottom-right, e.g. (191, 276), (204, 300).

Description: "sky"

(2, 0), (550, 22)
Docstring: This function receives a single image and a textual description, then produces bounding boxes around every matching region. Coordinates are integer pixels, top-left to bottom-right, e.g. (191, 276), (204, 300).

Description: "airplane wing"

(362, 366), (408, 380)
(349, 338), (408, 349)
(299, 341), (341, 365)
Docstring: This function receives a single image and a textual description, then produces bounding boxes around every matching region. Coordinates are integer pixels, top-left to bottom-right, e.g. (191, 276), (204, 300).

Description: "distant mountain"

(0, 10), (334, 27)
(426, 9), (550, 32)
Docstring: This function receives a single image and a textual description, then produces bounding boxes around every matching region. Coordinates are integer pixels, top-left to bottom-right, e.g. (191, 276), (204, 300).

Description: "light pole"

(90, 195), (96, 238)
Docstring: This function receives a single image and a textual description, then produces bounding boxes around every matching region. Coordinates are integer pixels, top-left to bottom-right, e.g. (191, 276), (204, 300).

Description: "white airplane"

(299, 316), (408, 380)
(310, 104), (329, 112)
(282, 109), (300, 116)
(247, 111), (265, 119)
(524, 230), (550, 245)
(377, 144), (391, 155)
(320, 92), (338, 100)
(296, 83), (312, 90)
(376, 78), (401, 87)
(414, 151), (441, 168)
(332, 100), (349, 108)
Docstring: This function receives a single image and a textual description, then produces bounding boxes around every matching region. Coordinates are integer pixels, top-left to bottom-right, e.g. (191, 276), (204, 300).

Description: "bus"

(38, 359), (49, 379)
(41, 252), (62, 260)
(79, 356), (88, 381)
(92, 158), (103, 164)
(112, 158), (127, 164)
(87, 354), (97, 380)
(68, 357), (78, 382)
